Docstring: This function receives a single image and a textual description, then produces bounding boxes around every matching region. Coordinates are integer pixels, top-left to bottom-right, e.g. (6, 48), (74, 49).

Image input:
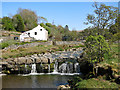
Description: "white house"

(20, 25), (48, 42)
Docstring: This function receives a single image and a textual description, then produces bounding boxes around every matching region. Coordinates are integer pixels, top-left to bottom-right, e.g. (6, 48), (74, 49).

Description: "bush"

(0, 42), (9, 49)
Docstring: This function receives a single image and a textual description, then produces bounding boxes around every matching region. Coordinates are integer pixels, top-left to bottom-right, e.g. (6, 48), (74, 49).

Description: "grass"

(75, 78), (119, 88)
(2, 44), (84, 59)
(0, 39), (48, 49)
(99, 43), (119, 75)
(0, 39), (17, 49)
(74, 43), (120, 89)
(2, 45), (54, 59)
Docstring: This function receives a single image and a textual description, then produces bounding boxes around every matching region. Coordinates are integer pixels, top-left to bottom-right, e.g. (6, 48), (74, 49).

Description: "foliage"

(85, 35), (110, 63)
(64, 25), (69, 31)
(85, 2), (118, 35)
(2, 44), (84, 59)
(0, 40), (17, 49)
(40, 23), (51, 34)
(12, 14), (25, 32)
(18, 8), (38, 30)
(38, 16), (48, 24)
(75, 78), (119, 88)
(2, 17), (15, 31)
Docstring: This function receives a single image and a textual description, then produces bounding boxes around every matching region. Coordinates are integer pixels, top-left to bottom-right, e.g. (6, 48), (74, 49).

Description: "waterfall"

(59, 62), (67, 73)
(66, 62), (70, 73)
(69, 63), (73, 73)
(48, 64), (50, 73)
(53, 60), (58, 72)
(31, 63), (37, 73)
(74, 63), (80, 73)
(40, 61), (43, 73)
(25, 64), (27, 73)
(52, 60), (59, 74)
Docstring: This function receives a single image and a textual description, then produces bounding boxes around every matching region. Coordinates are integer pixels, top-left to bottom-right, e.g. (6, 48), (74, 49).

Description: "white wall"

(20, 25), (48, 41)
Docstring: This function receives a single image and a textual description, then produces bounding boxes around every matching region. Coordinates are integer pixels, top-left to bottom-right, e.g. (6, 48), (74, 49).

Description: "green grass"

(75, 78), (119, 88)
(99, 43), (119, 74)
(2, 44), (84, 59)
(0, 39), (48, 49)
(74, 43), (120, 89)
(0, 40), (17, 49)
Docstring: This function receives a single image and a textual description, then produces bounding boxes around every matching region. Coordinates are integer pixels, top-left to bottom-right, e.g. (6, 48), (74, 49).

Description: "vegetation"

(75, 78), (119, 88)
(0, 39), (17, 49)
(85, 35), (110, 63)
(17, 8), (38, 30)
(2, 44), (84, 59)
(2, 17), (15, 31)
(12, 14), (25, 32)
(84, 2), (118, 35)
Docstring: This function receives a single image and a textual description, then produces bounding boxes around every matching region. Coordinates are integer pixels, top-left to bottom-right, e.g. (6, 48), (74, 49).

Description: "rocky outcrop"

(2, 47), (83, 71)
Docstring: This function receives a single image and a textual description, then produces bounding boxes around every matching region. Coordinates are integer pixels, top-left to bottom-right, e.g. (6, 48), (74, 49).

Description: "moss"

(2, 70), (10, 74)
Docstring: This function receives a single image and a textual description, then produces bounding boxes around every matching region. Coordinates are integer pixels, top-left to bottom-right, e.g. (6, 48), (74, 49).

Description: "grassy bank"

(75, 78), (119, 88)
(2, 44), (84, 59)
(72, 43), (120, 89)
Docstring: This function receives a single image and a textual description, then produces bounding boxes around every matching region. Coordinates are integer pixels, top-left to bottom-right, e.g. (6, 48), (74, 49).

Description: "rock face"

(3, 47), (83, 65)
(2, 47), (84, 74)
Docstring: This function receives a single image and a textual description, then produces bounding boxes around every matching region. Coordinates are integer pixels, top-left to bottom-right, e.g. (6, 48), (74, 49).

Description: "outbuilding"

(20, 25), (48, 42)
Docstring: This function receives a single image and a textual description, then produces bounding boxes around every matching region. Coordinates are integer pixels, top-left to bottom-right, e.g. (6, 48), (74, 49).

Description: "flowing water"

(2, 53), (82, 88)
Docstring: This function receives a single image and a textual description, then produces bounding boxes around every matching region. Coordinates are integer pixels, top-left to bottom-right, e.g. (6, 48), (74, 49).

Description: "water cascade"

(31, 63), (37, 73)
(57, 62), (80, 74)
(40, 61), (43, 73)
(25, 64), (27, 73)
(53, 60), (58, 73)
(74, 63), (80, 73)
(48, 64), (50, 73)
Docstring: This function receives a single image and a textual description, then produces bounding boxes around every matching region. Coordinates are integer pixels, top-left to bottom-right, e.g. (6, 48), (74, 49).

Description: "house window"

(35, 32), (37, 35)
(28, 33), (30, 36)
(40, 29), (42, 31)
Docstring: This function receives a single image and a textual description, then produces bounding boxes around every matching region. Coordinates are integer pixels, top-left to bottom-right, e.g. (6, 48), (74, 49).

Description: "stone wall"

(54, 41), (84, 45)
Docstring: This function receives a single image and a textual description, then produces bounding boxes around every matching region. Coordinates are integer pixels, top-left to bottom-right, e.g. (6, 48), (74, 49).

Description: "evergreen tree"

(13, 14), (25, 32)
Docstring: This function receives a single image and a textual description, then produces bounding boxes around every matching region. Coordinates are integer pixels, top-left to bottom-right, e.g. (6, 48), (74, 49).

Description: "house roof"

(26, 25), (47, 32)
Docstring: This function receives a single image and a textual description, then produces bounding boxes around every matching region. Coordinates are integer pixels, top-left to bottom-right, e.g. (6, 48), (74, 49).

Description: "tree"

(12, 14), (25, 32)
(64, 25), (69, 31)
(18, 8), (38, 30)
(85, 35), (110, 63)
(2, 17), (15, 31)
(85, 2), (118, 35)
(38, 16), (48, 24)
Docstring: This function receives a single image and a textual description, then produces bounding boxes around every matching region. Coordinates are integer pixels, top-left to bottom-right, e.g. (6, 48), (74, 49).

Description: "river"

(2, 74), (78, 88)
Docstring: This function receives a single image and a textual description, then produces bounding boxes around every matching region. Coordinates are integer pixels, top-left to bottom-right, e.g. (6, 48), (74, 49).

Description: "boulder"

(17, 57), (26, 64)
(57, 85), (70, 90)
(26, 57), (33, 64)
(36, 57), (41, 63)
(40, 57), (48, 64)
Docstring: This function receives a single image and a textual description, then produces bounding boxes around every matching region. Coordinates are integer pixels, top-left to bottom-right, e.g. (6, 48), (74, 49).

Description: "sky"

(1, 1), (119, 31)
